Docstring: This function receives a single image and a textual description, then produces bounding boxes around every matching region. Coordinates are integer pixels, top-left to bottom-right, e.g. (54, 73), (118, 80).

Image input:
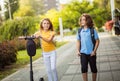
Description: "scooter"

(19, 28), (44, 81)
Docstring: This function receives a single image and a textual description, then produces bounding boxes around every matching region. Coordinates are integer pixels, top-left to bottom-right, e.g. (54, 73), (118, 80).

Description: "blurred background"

(0, 0), (120, 40)
(0, 0), (120, 80)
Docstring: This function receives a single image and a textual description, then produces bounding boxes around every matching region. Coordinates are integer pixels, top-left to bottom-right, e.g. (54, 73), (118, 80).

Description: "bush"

(10, 38), (26, 51)
(98, 28), (104, 32)
(0, 41), (17, 70)
(0, 16), (39, 41)
(9, 38), (41, 51)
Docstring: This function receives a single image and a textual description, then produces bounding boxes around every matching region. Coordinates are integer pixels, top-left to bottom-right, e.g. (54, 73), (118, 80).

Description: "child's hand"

(77, 51), (81, 56)
(91, 51), (96, 56)
(33, 35), (40, 38)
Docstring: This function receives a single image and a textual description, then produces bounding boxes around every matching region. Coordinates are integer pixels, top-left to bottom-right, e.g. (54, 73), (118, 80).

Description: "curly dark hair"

(79, 13), (94, 28)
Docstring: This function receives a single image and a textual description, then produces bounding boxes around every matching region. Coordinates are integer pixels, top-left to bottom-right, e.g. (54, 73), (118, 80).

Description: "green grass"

(0, 41), (67, 80)
(16, 49), (42, 65)
(0, 49), (42, 80)
(63, 31), (76, 36)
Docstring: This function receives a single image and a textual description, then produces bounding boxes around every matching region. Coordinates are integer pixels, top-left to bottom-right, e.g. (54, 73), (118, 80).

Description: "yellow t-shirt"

(35, 30), (56, 52)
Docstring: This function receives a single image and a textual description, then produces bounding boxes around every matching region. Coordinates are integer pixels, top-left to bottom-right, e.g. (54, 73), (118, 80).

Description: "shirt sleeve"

(94, 29), (99, 40)
(52, 31), (56, 36)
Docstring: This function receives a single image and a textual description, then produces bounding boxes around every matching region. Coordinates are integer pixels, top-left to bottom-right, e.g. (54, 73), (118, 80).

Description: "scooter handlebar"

(18, 36), (36, 40)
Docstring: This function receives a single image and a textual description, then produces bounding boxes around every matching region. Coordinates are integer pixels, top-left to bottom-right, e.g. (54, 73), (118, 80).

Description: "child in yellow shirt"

(34, 18), (58, 81)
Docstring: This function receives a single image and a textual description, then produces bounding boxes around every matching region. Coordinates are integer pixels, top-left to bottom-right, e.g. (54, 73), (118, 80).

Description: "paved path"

(1, 32), (120, 81)
(59, 33), (120, 81)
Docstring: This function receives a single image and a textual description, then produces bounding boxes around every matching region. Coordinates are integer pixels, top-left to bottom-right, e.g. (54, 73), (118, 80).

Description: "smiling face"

(40, 18), (53, 31)
(42, 20), (50, 30)
(80, 16), (87, 27)
(79, 13), (94, 28)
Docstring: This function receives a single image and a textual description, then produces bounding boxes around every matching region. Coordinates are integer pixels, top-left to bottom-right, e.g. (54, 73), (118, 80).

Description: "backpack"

(78, 27), (96, 50)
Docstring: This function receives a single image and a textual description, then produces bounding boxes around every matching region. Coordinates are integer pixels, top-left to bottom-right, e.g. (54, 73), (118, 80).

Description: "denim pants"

(43, 50), (58, 81)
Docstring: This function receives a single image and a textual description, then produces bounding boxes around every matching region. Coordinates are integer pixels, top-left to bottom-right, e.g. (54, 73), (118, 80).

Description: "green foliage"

(115, 0), (120, 10)
(60, 0), (112, 30)
(60, 0), (111, 29)
(13, 6), (35, 17)
(1, 0), (113, 42)
(98, 27), (104, 32)
(29, 0), (44, 15)
(0, 41), (17, 69)
(89, 8), (107, 28)
(0, 16), (39, 41)
(13, 0), (35, 18)
(60, 1), (93, 29)
(39, 0), (112, 31)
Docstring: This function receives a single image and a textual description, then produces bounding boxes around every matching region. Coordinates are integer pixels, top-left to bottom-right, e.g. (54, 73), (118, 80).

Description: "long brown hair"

(40, 18), (53, 31)
(79, 13), (94, 28)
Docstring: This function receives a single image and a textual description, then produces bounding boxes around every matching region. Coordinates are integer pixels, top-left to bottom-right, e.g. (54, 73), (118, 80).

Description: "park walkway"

(1, 32), (120, 81)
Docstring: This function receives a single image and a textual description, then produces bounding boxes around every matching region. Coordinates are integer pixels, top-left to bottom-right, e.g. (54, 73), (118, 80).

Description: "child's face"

(42, 20), (50, 30)
(81, 16), (87, 26)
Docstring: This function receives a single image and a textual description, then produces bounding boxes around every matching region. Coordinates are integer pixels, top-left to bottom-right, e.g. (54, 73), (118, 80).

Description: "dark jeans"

(80, 53), (97, 73)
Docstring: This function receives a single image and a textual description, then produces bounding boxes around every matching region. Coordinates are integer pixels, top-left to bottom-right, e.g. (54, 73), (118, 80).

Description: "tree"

(13, 0), (45, 18)
(60, 1), (94, 29)
(93, 0), (111, 20)
(0, 16), (38, 41)
(115, 0), (120, 9)
(4, 0), (19, 19)
(60, 0), (112, 29)
(13, 0), (35, 18)
(29, 0), (44, 15)
(13, 6), (35, 18)
(39, 0), (111, 31)
(0, 15), (3, 25)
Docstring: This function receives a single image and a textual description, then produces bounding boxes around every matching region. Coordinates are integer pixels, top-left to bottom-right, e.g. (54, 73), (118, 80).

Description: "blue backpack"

(78, 27), (96, 50)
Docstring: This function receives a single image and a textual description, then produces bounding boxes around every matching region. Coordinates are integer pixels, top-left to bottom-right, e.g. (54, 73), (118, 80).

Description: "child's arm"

(33, 31), (40, 38)
(76, 40), (81, 56)
(40, 34), (55, 43)
(94, 39), (100, 53)
(91, 39), (100, 56)
(40, 32), (55, 43)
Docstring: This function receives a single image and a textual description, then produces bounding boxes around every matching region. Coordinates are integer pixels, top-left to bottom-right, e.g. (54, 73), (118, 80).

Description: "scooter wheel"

(39, 77), (44, 81)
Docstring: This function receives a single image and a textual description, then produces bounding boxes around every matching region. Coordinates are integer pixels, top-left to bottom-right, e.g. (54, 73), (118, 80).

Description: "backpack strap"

(78, 27), (82, 39)
(90, 28), (96, 50)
